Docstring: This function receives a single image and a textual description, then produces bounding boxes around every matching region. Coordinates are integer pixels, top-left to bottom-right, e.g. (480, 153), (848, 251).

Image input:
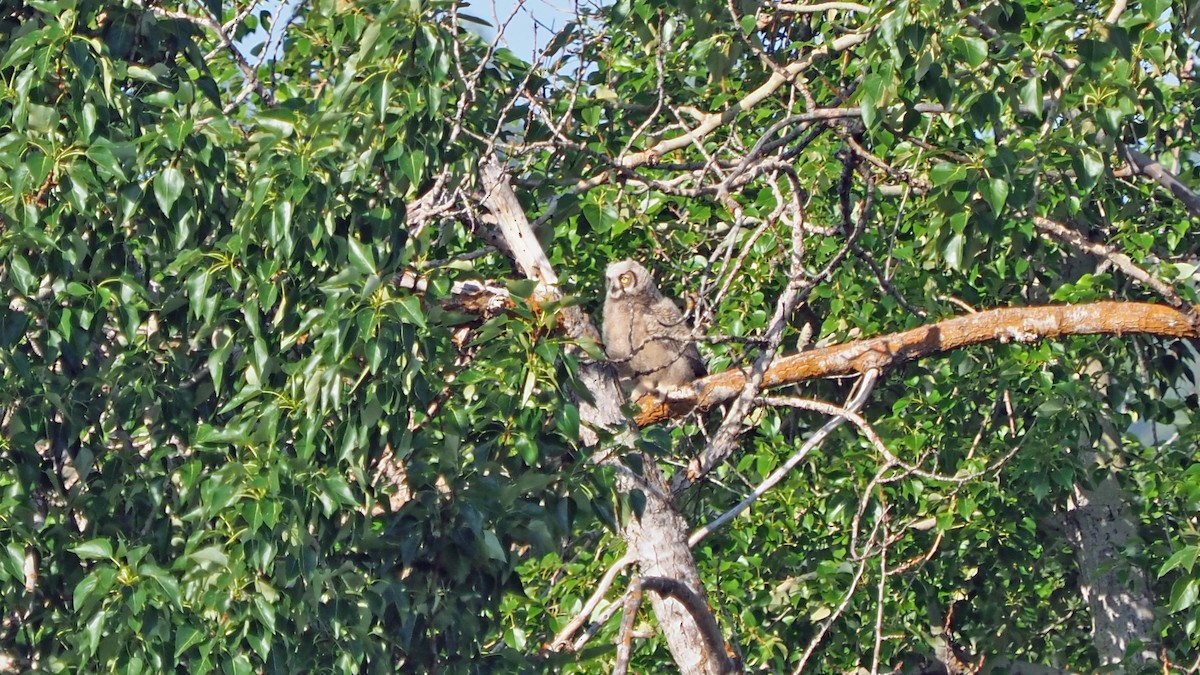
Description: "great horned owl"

(602, 260), (706, 398)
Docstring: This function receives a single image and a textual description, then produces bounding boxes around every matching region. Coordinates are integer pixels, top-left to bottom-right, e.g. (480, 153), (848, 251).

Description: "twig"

(871, 513), (889, 675)
(547, 554), (635, 651)
(136, 1), (275, 107)
(572, 601), (623, 652)
(678, 168), (871, 489)
(612, 577), (645, 675)
(1031, 216), (1192, 315)
(1117, 144), (1200, 219)
(619, 31), (870, 167)
(688, 369), (879, 546)
(790, 514), (881, 674)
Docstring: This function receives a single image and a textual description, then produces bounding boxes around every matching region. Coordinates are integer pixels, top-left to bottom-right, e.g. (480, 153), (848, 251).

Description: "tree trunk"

(620, 462), (737, 674)
(478, 159), (736, 673)
(1064, 453), (1157, 667)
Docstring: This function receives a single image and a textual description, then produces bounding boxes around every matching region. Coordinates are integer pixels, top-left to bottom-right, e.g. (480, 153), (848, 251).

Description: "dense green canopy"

(1, 0), (1199, 672)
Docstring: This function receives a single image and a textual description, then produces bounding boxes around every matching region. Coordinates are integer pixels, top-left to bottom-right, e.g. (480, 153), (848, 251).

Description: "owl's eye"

(619, 272), (634, 287)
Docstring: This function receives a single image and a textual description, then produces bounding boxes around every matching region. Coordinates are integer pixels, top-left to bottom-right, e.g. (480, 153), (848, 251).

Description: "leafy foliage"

(0, 1), (570, 670)
(2, 0), (1199, 672)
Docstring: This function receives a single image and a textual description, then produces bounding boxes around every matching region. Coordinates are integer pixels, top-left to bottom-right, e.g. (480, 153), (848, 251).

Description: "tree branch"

(612, 576), (644, 675)
(134, 0), (275, 108)
(687, 369), (879, 546)
(639, 577), (739, 674)
(772, 2), (870, 13)
(477, 157), (733, 675)
(635, 301), (1200, 426)
(618, 32), (869, 168)
(1118, 143), (1200, 219)
(547, 554), (635, 651)
(1031, 216), (1193, 316)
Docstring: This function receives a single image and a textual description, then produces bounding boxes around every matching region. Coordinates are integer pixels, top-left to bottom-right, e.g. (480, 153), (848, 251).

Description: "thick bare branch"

(639, 577), (739, 674)
(635, 301), (1200, 426)
(477, 158), (732, 675)
(772, 2), (870, 13)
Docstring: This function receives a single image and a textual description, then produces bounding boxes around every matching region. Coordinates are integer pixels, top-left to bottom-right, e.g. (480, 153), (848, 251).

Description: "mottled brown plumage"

(602, 260), (706, 397)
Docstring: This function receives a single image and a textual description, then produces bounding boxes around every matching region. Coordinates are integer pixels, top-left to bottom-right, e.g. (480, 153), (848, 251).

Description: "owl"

(602, 260), (706, 398)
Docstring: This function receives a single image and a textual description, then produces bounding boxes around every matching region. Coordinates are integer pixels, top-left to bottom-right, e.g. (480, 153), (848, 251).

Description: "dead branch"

(772, 2), (871, 13)
(547, 554), (635, 651)
(688, 369), (879, 545)
(612, 578), (645, 675)
(618, 31), (869, 168)
(477, 157), (733, 675)
(635, 301), (1200, 427)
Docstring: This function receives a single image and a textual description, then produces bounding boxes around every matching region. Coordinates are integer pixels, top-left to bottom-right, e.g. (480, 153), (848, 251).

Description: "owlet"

(602, 260), (706, 397)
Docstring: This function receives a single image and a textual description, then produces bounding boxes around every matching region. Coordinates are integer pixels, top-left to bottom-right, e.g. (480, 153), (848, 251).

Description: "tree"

(2, 0), (1199, 672)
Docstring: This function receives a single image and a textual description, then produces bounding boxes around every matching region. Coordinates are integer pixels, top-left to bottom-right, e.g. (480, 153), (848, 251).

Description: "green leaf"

(73, 566), (116, 613)
(321, 476), (357, 509)
(943, 232), (965, 271)
(72, 538), (114, 560)
(127, 64), (160, 83)
(1072, 149), (1105, 190)
(858, 73), (888, 129)
(395, 295), (427, 328)
(956, 36), (989, 68)
(189, 546), (229, 567)
(346, 236), (376, 275)
(153, 166), (185, 215)
(174, 623), (204, 660)
(514, 433), (538, 465)
(1168, 577), (1199, 613)
(480, 530), (507, 562)
(398, 148), (426, 186)
(983, 177), (1009, 214)
(81, 607), (107, 658)
(139, 563), (183, 612)
(252, 594), (277, 634)
(8, 254), (35, 294)
(556, 403), (580, 438)
(1159, 545), (1200, 578)
(508, 279), (538, 298)
(929, 163), (966, 187)
(1019, 77), (1042, 117)
(256, 109), (297, 137)
(2, 543), (23, 581)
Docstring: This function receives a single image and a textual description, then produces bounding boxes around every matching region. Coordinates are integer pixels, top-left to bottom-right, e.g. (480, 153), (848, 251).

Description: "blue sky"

(240, 1), (575, 63)
(478, 0), (575, 59)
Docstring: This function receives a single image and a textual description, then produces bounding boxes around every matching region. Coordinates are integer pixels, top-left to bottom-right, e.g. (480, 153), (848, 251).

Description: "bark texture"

(635, 301), (1200, 426)
(1065, 454), (1158, 667)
